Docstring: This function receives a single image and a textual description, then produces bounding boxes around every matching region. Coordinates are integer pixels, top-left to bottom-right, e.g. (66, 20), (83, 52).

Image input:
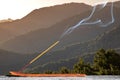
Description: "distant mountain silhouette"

(0, 2), (92, 74)
(0, 18), (13, 23)
(0, 2), (120, 54)
(0, 3), (91, 44)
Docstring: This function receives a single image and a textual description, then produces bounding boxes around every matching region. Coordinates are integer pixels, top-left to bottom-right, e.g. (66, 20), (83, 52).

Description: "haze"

(0, 0), (119, 20)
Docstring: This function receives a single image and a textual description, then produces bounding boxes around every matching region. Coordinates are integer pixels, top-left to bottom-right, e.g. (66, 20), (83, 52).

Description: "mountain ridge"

(0, 3), (120, 54)
(0, 1), (120, 74)
(0, 3), (91, 44)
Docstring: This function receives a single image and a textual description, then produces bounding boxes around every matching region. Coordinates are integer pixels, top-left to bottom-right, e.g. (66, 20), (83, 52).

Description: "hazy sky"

(0, 0), (119, 20)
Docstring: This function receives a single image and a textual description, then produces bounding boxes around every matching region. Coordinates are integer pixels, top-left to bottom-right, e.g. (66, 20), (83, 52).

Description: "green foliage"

(93, 49), (120, 75)
(73, 59), (84, 73)
(73, 58), (93, 74)
(30, 49), (120, 75)
(59, 67), (70, 74)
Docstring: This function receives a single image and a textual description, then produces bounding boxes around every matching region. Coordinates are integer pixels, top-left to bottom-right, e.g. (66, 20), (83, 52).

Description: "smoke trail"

(60, 5), (97, 38)
(19, 1), (114, 72)
(99, 2), (114, 27)
(19, 41), (59, 72)
(60, 2), (114, 39)
(82, 2), (114, 27)
(94, 1), (108, 9)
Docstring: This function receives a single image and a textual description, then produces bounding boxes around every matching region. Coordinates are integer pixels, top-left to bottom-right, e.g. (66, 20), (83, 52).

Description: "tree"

(73, 58), (92, 74)
(93, 49), (120, 75)
(59, 67), (69, 74)
(93, 48), (106, 70)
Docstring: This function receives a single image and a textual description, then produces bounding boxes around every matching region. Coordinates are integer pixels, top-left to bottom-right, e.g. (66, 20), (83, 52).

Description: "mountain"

(0, 18), (13, 23)
(114, 1), (120, 8)
(20, 1), (120, 72)
(0, 49), (23, 74)
(90, 25), (120, 51)
(1, 20), (120, 74)
(26, 19), (120, 73)
(0, 3), (91, 44)
(0, 2), (120, 54)
(0, 1), (120, 74)
(0, 49), (38, 74)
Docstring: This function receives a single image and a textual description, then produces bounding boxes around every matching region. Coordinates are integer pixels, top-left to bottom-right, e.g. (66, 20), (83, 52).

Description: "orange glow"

(10, 71), (86, 77)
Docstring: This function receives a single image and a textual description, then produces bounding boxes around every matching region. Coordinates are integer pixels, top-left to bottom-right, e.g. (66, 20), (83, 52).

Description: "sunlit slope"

(0, 4), (120, 54)
(0, 3), (91, 44)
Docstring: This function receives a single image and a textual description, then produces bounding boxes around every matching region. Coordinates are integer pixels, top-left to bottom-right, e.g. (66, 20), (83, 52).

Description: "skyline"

(0, 0), (119, 20)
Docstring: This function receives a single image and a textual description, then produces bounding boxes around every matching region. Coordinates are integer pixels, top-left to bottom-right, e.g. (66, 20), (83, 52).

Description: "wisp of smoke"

(60, 1), (114, 39)
(19, 1), (115, 72)
(94, 1), (108, 9)
(99, 2), (114, 27)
